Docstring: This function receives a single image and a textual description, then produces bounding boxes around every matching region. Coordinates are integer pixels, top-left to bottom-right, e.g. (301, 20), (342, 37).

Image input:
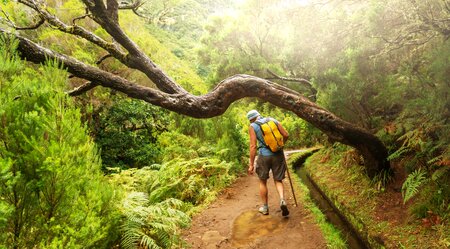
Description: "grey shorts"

(255, 152), (287, 181)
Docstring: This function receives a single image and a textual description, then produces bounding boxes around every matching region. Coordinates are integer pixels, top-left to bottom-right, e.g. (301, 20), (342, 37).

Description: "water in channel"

(295, 166), (369, 249)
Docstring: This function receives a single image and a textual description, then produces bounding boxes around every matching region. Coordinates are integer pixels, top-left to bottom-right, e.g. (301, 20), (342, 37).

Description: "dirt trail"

(182, 168), (327, 249)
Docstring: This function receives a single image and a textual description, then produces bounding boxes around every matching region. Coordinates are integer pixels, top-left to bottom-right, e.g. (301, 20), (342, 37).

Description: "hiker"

(247, 110), (290, 217)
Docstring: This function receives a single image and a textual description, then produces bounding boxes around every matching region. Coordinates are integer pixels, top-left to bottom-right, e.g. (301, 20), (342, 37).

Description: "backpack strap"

(251, 122), (268, 150)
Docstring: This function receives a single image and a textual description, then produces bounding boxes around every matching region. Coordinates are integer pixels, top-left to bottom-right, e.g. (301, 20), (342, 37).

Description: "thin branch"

(265, 69), (317, 101)
(66, 81), (99, 96)
(266, 69), (316, 92)
(131, 8), (149, 20)
(72, 14), (91, 25)
(96, 54), (113, 65)
(17, 17), (45, 30)
(118, 0), (144, 10)
(117, 0), (149, 20)
(1, 8), (44, 30)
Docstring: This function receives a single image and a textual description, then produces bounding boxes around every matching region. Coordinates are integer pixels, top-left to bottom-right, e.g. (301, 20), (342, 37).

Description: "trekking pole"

(285, 164), (298, 207)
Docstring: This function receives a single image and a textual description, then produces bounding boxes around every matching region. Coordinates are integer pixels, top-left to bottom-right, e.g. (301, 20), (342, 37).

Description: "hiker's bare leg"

(276, 179), (290, 216)
(274, 180), (285, 200)
(259, 179), (268, 205)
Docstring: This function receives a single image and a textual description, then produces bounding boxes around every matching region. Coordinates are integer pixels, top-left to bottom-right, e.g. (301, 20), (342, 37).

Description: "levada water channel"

(289, 150), (369, 249)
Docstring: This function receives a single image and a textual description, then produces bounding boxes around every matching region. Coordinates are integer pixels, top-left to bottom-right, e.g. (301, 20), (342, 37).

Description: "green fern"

(388, 128), (423, 161)
(427, 154), (450, 181)
(139, 234), (161, 249)
(113, 154), (237, 248)
(387, 146), (410, 161)
(432, 167), (449, 181)
(120, 192), (190, 249)
(402, 169), (428, 204)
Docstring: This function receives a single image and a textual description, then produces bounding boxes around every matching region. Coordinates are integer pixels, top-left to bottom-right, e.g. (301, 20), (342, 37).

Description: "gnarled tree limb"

(0, 0), (391, 177)
(0, 28), (389, 177)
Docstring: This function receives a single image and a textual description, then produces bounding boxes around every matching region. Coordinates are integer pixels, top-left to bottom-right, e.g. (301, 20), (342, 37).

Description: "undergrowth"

(108, 155), (239, 248)
(304, 146), (449, 248)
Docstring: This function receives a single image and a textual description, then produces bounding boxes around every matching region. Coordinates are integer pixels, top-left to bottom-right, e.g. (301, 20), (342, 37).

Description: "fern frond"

(427, 155), (443, 165)
(388, 147), (409, 161)
(402, 169), (428, 203)
(148, 164), (162, 170)
(432, 166), (449, 181)
(121, 223), (141, 249)
(120, 191), (191, 249)
(139, 233), (162, 249)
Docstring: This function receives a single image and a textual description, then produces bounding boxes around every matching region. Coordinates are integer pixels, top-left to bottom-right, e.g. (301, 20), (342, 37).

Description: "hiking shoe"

(280, 200), (289, 217)
(258, 205), (269, 215)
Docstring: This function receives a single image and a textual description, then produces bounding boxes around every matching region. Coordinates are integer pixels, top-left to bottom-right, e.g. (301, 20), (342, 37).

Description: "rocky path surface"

(182, 168), (327, 249)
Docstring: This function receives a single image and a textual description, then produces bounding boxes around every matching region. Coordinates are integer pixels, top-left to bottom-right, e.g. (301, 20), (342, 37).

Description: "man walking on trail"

(247, 110), (290, 217)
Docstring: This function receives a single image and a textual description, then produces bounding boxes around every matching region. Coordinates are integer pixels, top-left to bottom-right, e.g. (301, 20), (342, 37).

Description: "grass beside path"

(286, 149), (348, 249)
(302, 147), (449, 248)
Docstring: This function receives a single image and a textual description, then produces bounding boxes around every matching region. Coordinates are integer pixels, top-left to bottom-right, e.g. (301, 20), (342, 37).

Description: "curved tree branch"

(96, 54), (113, 65)
(72, 14), (91, 25)
(1, 28), (389, 177)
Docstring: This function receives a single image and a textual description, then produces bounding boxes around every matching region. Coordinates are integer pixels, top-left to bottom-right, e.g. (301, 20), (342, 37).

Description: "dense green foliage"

(1, 0), (449, 247)
(90, 94), (170, 169)
(0, 39), (120, 248)
(108, 142), (238, 247)
(0, 35), (243, 248)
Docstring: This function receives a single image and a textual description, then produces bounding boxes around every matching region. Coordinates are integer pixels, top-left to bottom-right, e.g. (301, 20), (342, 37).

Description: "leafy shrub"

(167, 108), (248, 172)
(0, 40), (119, 248)
(91, 95), (170, 169)
(157, 131), (212, 161)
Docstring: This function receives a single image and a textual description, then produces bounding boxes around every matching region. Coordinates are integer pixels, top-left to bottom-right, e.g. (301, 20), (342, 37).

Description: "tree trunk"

(0, 0), (390, 178)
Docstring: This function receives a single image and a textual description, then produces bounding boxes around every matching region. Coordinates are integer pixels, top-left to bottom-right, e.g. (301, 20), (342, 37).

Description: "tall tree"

(0, 0), (390, 177)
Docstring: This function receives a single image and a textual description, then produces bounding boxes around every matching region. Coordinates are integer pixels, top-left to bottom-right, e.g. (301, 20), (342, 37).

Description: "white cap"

(246, 110), (260, 121)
